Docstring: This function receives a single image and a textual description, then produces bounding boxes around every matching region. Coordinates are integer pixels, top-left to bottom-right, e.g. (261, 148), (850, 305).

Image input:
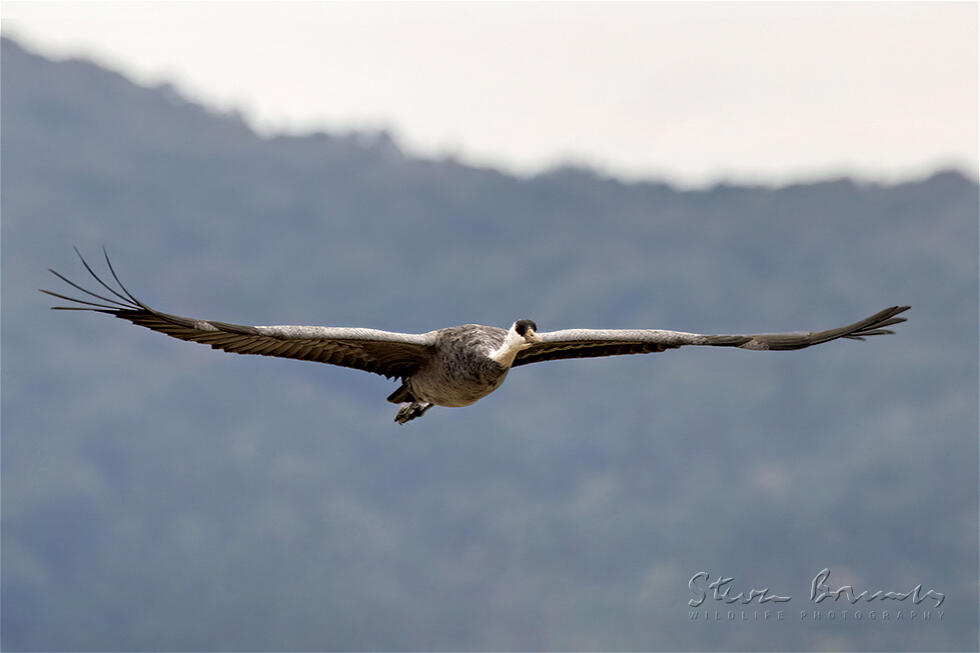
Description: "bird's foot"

(394, 401), (433, 424)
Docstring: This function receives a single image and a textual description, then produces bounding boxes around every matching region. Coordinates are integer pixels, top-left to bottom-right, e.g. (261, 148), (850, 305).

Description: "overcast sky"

(3, 1), (977, 187)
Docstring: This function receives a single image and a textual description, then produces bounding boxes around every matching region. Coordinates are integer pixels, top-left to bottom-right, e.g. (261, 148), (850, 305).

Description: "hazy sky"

(3, 1), (977, 187)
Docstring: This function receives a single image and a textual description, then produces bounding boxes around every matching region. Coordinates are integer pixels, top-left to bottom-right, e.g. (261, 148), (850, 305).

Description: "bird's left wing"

(513, 306), (909, 367)
(40, 249), (435, 380)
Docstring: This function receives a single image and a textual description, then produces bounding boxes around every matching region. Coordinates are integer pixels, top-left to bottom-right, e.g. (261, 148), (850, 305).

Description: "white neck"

(488, 327), (529, 367)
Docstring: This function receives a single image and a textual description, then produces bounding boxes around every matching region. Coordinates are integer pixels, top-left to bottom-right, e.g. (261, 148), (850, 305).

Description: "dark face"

(514, 319), (538, 337)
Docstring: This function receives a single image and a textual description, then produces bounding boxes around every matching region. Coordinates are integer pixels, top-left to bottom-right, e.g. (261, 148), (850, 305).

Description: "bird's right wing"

(40, 249), (436, 380)
(513, 306), (909, 367)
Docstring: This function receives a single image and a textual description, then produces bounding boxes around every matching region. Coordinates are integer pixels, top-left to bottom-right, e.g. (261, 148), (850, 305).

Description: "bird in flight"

(42, 249), (909, 424)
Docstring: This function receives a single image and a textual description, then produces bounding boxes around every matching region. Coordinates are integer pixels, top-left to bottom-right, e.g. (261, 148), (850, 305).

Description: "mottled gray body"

(402, 325), (509, 407)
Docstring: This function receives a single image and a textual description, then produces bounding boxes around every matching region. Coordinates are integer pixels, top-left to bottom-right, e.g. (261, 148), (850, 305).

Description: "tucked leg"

(394, 401), (434, 424)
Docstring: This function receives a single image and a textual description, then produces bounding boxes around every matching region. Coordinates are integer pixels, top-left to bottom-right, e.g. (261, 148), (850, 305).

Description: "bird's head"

(512, 319), (541, 346)
(489, 319), (542, 366)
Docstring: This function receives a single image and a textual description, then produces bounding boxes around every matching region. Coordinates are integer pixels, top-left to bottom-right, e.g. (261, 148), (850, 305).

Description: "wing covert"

(512, 329), (700, 366)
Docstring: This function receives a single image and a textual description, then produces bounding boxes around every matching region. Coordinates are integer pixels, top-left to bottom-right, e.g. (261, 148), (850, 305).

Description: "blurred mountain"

(2, 35), (977, 651)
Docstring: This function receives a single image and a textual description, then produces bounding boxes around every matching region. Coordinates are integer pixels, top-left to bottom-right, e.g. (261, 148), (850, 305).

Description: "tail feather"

(386, 384), (414, 404)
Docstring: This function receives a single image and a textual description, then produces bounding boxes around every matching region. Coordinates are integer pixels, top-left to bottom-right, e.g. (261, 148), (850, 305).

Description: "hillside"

(2, 36), (977, 651)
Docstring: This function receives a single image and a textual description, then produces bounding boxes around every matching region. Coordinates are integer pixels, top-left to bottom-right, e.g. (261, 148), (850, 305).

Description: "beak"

(526, 328), (542, 343)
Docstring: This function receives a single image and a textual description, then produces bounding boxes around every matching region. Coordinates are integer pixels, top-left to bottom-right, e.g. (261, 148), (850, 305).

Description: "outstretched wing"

(513, 306), (909, 367)
(40, 249), (435, 380)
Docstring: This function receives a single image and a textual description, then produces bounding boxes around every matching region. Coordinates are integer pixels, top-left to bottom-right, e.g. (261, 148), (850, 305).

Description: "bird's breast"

(409, 351), (509, 407)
